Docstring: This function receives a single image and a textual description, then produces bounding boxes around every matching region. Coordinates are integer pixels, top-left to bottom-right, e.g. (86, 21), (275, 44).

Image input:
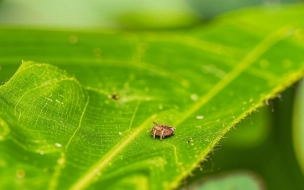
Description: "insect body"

(151, 122), (176, 140)
(110, 93), (119, 100)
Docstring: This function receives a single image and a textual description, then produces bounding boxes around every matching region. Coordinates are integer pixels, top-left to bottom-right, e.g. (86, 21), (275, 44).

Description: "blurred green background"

(1, 0), (304, 189)
(0, 0), (303, 29)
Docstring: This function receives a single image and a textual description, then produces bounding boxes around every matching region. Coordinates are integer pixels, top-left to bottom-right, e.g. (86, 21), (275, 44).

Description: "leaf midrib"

(70, 115), (157, 190)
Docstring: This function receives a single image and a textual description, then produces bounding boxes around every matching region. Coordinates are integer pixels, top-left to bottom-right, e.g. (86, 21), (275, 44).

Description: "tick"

(151, 122), (176, 140)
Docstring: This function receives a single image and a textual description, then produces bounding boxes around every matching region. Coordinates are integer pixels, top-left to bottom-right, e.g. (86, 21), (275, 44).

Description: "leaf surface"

(1, 5), (304, 190)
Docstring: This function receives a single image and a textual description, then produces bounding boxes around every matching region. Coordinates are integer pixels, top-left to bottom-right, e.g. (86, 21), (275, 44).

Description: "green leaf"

(293, 80), (304, 176)
(1, 5), (304, 190)
(188, 172), (263, 190)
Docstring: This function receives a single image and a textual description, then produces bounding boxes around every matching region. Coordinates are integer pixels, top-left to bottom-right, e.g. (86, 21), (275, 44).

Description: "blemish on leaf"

(0, 118), (10, 141)
(57, 157), (65, 165)
(187, 137), (194, 145)
(46, 97), (53, 102)
(196, 115), (204, 120)
(69, 35), (78, 44)
(190, 94), (198, 101)
(55, 143), (62, 148)
(16, 169), (25, 179)
(203, 64), (226, 78)
(158, 104), (163, 110)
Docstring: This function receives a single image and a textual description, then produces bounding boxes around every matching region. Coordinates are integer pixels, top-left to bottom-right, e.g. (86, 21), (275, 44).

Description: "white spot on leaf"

(55, 143), (62, 148)
(57, 157), (65, 165)
(158, 104), (163, 110)
(202, 65), (226, 78)
(190, 94), (198, 101)
(196, 115), (204, 120)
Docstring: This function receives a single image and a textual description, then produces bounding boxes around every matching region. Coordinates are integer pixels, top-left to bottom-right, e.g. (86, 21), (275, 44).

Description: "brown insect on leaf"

(151, 122), (176, 140)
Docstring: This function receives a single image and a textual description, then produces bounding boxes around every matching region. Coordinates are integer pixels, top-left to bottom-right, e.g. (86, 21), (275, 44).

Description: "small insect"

(187, 137), (194, 144)
(151, 122), (176, 140)
(109, 93), (119, 100)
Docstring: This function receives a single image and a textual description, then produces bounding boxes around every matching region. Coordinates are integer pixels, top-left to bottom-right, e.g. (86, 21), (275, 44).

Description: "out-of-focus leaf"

(187, 172), (263, 190)
(189, 0), (303, 18)
(293, 80), (304, 176)
(221, 107), (271, 149)
(0, 0), (197, 29)
(116, 11), (200, 29)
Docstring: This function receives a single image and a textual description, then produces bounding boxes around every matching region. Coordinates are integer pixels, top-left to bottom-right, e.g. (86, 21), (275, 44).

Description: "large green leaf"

(1, 5), (304, 190)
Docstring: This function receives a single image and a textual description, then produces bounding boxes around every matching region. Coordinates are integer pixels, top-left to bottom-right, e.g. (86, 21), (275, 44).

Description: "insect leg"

(160, 129), (164, 140)
(153, 129), (156, 139)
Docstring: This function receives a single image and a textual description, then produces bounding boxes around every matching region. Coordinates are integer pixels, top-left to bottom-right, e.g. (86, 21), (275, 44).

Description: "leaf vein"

(65, 95), (90, 151)
(70, 115), (156, 190)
